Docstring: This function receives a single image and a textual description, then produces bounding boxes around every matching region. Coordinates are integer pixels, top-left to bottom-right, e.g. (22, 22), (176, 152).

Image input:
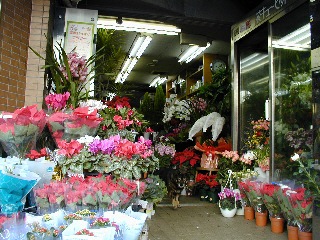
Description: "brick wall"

(25, 0), (51, 108)
(0, 0), (50, 111)
(0, 0), (32, 111)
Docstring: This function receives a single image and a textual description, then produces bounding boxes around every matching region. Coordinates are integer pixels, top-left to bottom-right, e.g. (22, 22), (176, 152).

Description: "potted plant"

(218, 187), (240, 218)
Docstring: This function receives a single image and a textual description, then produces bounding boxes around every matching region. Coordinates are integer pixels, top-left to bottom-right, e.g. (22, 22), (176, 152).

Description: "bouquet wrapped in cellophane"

(0, 105), (46, 159)
(0, 167), (40, 215)
(47, 106), (102, 145)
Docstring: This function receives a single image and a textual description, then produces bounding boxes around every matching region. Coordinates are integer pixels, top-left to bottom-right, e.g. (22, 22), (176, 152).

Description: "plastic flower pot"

(287, 225), (298, 240)
(244, 206), (255, 220)
(270, 217), (284, 233)
(298, 230), (312, 240)
(255, 211), (268, 226)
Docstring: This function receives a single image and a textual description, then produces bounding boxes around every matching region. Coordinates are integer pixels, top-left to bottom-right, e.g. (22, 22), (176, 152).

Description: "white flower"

(291, 153), (300, 162)
(77, 135), (100, 145)
(243, 151), (256, 160)
(79, 99), (107, 111)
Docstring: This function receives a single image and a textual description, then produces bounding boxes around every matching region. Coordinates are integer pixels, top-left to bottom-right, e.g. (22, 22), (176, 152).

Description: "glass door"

(271, 2), (311, 179)
(235, 2), (311, 181)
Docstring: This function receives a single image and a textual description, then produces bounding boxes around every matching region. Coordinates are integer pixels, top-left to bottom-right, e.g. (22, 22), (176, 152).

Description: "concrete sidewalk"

(147, 196), (288, 240)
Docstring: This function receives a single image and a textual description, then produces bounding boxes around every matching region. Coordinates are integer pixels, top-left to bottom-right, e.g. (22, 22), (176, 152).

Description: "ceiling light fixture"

(115, 35), (152, 83)
(97, 17), (181, 35)
(178, 42), (211, 63)
(149, 76), (167, 87)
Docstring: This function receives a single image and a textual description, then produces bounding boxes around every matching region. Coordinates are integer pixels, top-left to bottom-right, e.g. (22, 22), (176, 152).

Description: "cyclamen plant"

(218, 187), (241, 210)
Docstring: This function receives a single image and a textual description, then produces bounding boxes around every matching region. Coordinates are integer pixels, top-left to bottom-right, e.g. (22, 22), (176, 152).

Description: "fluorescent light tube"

(115, 35), (152, 83)
(178, 43), (210, 63)
(97, 17), (181, 35)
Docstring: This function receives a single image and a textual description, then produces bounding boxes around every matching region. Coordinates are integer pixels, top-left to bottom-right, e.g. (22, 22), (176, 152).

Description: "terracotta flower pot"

(270, 217), (284, 233)
(287, 225), (298, 240)
(255, 211), (268, 227)
(244, 206), (255, 220)
(298, 230), (312, 240)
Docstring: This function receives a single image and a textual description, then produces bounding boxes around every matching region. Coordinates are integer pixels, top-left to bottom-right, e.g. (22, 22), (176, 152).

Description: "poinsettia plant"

(47, 106), (103, 145)
(276, 186), (297, 226)
(195, 173), (219, 190)
(171, 147), (201, 177)
(261, 183), (282, 218)
(34, 174), (146, 212)
(0, 105), (47, 159)
(287, 187), (313, 233)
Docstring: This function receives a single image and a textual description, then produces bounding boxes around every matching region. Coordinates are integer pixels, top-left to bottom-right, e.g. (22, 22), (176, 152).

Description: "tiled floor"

(147, 196), (288, 240)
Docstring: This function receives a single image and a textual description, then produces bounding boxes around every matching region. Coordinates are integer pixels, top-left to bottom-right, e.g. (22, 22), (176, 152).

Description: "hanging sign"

(232, 0), (295, 42)
(64, 21), (95, 59)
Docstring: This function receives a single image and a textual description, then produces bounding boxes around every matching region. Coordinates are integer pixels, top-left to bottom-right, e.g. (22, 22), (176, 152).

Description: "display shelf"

(165, 53), (228, 99)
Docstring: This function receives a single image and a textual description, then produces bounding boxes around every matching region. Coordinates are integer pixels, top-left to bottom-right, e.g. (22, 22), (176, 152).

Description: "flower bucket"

(255, 211), (268, 226)
(244, 206), (255, 220)
(287, 225), (299, 240)
(254, 167), (267, 182)
(298, 230), (312, 240)
(220, 207), (237, 218)
(236, 206), (244, 215)
(270, 217), (284, 233)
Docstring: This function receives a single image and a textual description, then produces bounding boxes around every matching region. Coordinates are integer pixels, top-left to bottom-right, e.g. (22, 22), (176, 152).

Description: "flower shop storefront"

(231, 0), (312, 182)
(232, 0), (320, 239)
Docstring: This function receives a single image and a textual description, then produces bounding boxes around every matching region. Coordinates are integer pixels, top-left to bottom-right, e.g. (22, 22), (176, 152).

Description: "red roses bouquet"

(0, 105), (46, 159)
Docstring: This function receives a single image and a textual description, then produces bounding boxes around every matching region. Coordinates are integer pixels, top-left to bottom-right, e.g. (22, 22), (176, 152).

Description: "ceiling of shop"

(58, 0), (265, 87)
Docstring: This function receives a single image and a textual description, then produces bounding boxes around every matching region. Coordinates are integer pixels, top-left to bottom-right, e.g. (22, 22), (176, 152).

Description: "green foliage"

(142, 174), (168, 204)
(154, 85), (165, 113)
(139, 92), (153, 122)
(29, 40), (106, 108)
(94, 29), (126, 98)
(196, 68), (231, 137)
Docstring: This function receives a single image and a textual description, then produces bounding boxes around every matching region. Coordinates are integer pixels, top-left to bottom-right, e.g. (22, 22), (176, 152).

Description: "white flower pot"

(220, 207), (237, 218)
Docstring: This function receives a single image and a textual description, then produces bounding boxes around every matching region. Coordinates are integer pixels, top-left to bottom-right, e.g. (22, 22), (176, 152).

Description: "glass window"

(271, 2), (311, 178)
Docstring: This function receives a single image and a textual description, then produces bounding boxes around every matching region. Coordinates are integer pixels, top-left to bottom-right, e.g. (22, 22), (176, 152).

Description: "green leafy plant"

(29, 41), (106, 108)
(142, 174), (168, 204)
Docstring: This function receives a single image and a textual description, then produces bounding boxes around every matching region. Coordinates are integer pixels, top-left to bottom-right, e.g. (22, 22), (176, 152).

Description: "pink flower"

(58, 139), (83, 158)
(45, 92), (70, 111)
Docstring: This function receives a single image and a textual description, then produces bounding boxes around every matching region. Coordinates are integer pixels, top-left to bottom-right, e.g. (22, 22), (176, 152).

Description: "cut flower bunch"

(243, 118), (270, 172)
